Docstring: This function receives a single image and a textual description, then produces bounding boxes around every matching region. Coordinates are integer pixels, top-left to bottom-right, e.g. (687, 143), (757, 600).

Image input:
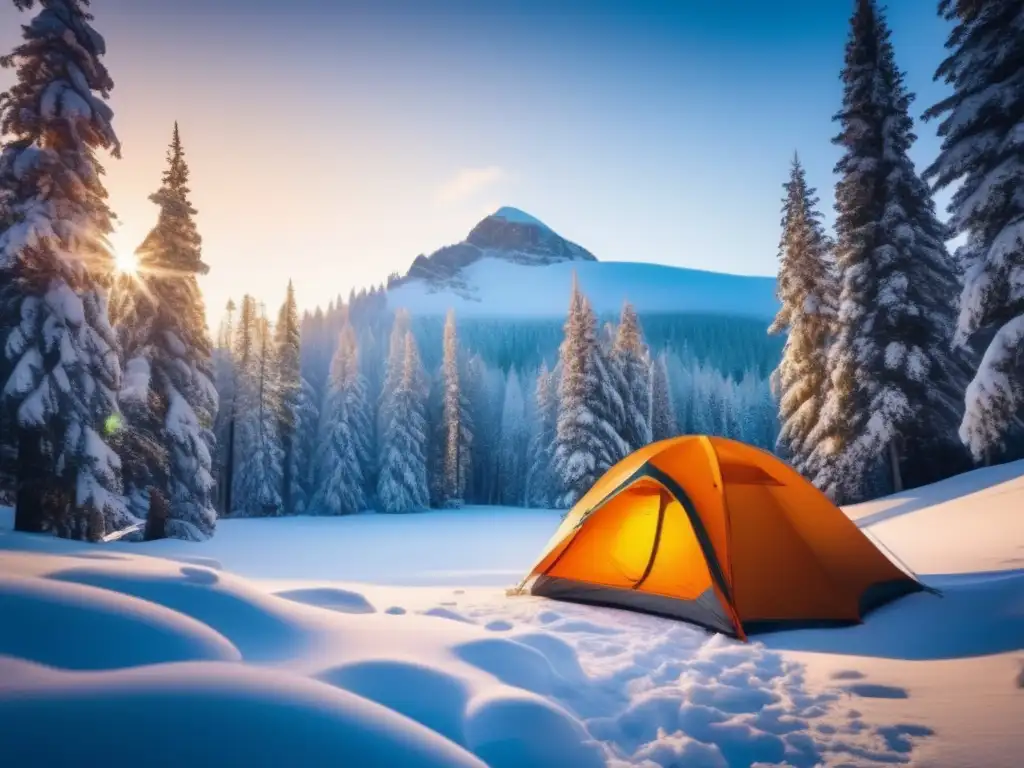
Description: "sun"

(108, 224), (142, 275)
(114, 248), (140, 275)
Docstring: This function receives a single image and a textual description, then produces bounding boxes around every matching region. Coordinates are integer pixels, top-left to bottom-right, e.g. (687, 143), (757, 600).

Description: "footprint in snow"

(421, 607), (474, 624)
(385, 607), (407, 615)
(485, 620), (513, 632)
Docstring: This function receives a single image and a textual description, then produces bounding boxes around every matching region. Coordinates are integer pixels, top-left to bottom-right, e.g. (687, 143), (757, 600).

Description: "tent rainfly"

(512, 436), (926, 639)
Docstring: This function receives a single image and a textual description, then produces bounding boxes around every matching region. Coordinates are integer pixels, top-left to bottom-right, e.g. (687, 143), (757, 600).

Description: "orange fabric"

(635, 497), (715, 600)
(519, 434), (919, 636)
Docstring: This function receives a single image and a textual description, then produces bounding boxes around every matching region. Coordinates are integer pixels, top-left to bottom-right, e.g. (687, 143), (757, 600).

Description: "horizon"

(0, 1), (956, 326)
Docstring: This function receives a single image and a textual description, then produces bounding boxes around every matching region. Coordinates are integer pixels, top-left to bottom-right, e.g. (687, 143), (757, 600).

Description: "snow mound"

(0, 658), (486, 768)
(276, 587), (377, 614)
(0, 574), (240, 670)
(389, 257), (779, 320)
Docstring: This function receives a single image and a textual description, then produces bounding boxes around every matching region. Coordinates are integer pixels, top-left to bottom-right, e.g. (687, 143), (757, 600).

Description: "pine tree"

(817, 0), (968, 502)
(275, 280), (301, 514)
(378, 309), (411, 466)
(234, 310), (283, 515)
(290, 376), (320, 514)
(226, 295), (256, 512)
(115, 123), (217, 540)
(552, 277), (629, 508)
(0, 0), (133, 540)
(526, 361), (558, 507)
(212, 299), (236, 513)
(769, 155), (837, 480)
(440, 310), (472, 506)
(498, 368), (529, 505)
(650, 351), (677, 441)
(377, 330), (429, 513)
(612, 303), (652, 451)
(923, 0), (1024, 462)
(313, 324), (369, 515)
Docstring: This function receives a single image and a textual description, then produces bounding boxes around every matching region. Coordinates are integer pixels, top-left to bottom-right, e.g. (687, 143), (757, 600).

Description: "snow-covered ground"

(1, 462), (1022, 767)
(388, 257), (779, 321)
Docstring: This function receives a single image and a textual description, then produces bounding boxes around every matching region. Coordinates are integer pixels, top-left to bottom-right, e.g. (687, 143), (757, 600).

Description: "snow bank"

(388, 258), (779, 320)
(0, 658), (486, 768)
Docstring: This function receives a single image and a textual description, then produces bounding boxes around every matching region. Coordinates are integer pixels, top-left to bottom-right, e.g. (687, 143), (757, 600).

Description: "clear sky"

(0, 0), (954, 326)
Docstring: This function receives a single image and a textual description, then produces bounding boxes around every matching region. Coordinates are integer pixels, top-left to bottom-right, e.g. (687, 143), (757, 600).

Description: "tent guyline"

(512, 436), (927, 640)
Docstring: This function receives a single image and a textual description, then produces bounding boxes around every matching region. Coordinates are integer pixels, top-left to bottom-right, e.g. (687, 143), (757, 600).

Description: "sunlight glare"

(115, 248), (140, 275)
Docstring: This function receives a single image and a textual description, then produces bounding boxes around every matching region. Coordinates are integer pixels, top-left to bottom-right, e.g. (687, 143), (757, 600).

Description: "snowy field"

(1, 463), (1023, 767)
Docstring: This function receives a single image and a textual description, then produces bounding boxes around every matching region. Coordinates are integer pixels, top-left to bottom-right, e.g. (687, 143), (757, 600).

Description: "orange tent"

(513, 436), (923, 639)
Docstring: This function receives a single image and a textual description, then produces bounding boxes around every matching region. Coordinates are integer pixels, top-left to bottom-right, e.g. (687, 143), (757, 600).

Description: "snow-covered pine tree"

(290, 376), (320, 514)
(526, 361), (558, 507)
(817, 0), (968, 502)
(378, 309), (411, 465)
(0, 0), (135, 540)
(223, 296), (255, 512)
(650, 351), (677, 441)
(923, 0), (1024, 463)
(440, 310), (472, 506)
(115, 123), (217, 540)
(498, 368), (529, 505)
(377, 330), (429, 513)
(313, 323), (369, 515)
(552, 277), (629, 508)
(212, 299), (236, 513)
(464, 353), (504, 504)
(234, 309), (283, 515)
(769, 154), (836, 479)
(275, 280), (301, 514)
(612, 302), (652, 451)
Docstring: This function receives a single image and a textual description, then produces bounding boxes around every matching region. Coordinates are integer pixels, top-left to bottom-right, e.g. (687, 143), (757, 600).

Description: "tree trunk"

(14, 428), (45, 533)
(145, 487), (169, 541)
(281, 432), (293, 516)
(888, 439), (904, 494)
(224, 414), (236, 516)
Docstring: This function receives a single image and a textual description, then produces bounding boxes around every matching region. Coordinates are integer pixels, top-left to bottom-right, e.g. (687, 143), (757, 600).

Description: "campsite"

(2, 443), (1023, 767)
(2, 0), (1023, 766)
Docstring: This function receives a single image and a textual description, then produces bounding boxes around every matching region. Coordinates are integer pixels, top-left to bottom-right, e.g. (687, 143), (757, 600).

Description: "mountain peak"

(490, 207), (551, 230)
(400, 206), (597, 285)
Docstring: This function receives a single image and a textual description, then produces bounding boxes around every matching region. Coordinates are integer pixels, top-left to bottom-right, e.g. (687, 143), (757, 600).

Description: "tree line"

(211, 279), (781, 516)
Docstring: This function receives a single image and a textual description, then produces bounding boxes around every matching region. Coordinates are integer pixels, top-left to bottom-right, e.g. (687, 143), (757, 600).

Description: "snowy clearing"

(1, 462), (1022, 767)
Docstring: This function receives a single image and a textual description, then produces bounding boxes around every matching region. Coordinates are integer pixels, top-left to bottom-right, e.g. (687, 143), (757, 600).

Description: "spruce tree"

(313, 324), (369, 515)
(290, 376), (320, 514)
(378, 309), (411, 466)
(612, 302), (652, 451)
(526, 361), (558, 507)
(923, 0), (1024, 462)
(498, 368), (529, 505)
(212, 299), (236, 513)
(552, 277), (628, 508)
(650, 352), (677, 441)
(116, 123), (217, 540)
(377, 330), (429, 513)
(275, 280), (301, 514)
(769, 155), (837, 479)
(817, 0), (968, 502)
(440, 310), (472, 506)
(0, 0), (133, 539)
(234, 310), (283, 515)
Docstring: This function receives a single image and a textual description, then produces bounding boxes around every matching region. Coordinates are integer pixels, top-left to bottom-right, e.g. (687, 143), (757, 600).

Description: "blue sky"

(0, 1), (954, 320)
